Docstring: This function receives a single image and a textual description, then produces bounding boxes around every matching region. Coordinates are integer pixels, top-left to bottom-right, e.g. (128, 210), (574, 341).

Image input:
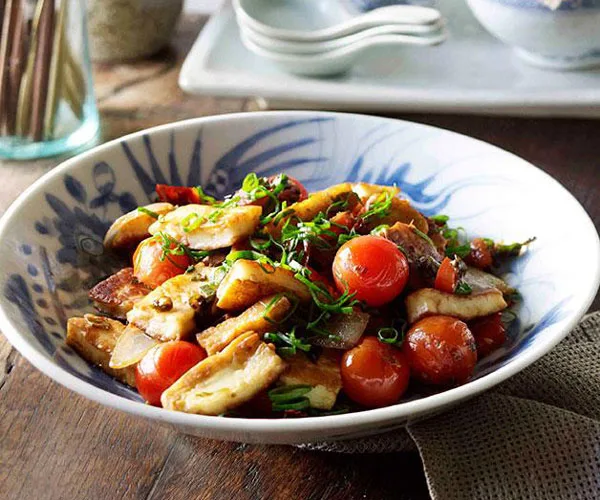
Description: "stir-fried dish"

(66, 173), (533, 417)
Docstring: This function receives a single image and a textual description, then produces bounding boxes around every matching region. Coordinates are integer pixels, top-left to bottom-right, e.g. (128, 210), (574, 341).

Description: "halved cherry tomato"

(469, 312), (506, 358)
(133, 236), (191, 288)
(341, 336), (410, 408)
(156, 185), (201, 205)
(403, 315), (477, 385)
(466, 238), (493, 270)
(332, 235), (409, 307)
(434, 257), (459, 293)
(136, 341), (206, 406)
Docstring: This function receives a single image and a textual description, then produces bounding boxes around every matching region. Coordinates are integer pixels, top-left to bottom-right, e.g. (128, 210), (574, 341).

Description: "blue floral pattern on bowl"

(487, 0), (600, 10)
(0, 111), (597, 443)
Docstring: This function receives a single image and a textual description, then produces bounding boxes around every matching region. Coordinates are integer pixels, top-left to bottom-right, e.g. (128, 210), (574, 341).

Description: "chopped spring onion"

(137, 207), (159, 219)
(268, 384), (311, 411)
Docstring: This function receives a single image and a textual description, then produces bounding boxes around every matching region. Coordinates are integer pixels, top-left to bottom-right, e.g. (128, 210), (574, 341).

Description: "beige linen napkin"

(302, 311), (600, 500)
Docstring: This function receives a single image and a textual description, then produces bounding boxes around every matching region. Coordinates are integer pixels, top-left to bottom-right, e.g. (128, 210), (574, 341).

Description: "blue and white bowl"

(0, 111), (598, 444)
(465, 0), (600, 70)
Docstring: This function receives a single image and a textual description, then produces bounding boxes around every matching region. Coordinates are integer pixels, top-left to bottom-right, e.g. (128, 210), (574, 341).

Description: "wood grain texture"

(0, 13), (598, 500)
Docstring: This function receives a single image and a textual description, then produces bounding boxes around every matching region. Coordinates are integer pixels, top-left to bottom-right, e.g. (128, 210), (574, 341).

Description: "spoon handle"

(360, 6), (442, 26)
(348, 31), (447, 54)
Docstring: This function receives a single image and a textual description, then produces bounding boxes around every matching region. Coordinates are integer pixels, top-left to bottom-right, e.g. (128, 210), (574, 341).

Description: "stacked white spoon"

(233, 0), (447, 76)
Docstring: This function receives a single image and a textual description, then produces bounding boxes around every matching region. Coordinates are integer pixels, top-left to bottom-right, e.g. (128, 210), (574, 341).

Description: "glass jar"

(0, 0), (99, 160)
(87, 0), (184, 62)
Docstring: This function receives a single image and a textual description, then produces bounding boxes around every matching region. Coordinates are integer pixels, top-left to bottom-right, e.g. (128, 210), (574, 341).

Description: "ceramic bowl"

(465, 0), (600, 70)
(0, 111), (598, 445)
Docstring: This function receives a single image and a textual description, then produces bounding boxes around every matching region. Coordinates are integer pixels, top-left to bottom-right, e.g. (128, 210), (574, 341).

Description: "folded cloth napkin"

(301, 311), (600, 500)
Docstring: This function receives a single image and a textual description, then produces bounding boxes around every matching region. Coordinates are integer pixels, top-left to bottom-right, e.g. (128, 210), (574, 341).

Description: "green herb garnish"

(262, 293), (299, 324)
(360, 191), (393, 222)
(156, 232), (212, 264)
(430, 214), (449, 224)
(455, 282), (472, 295)
(494, 237), (536, 257)
(377, 327), (400, 344)
(264, 327), (311, 357)
(194, 186), (217, 204)
(137, 207), (159, 219)
(268, 384), (312, 411)
(445, 244), (472, 259)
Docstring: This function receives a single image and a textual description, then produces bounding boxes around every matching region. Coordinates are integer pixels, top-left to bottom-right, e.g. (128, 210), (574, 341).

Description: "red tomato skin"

(469, 312), (506, 358)
(133, 236), (191, 289)
(136, 341), (207, 406)
(332, 235), (409, 307)
(268, 175), (308, 203)
(341, 337), (410, 408)
(156, 185), (201, 205)
(466, 238), (493, 270)
(403, 316), (477, 386)
(434, 257), (458, 293)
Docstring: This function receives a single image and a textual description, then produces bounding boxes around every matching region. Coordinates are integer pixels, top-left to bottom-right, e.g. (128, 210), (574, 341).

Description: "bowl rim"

(0, 110), (598, 438)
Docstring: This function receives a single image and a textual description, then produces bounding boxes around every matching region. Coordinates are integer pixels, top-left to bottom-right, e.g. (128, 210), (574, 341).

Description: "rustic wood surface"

(0, 15), (598, 500)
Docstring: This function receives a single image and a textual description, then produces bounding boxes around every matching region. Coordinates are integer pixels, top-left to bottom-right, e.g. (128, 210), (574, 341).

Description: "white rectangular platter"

(180, 0), (600, 117)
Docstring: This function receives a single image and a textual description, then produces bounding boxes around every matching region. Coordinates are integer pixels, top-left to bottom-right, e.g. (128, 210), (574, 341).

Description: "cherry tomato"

(341, 336), (410, 408)
(469, 312), (506, 358)
(466, 238), (493, 270)
(136, 341), (207, 406)
(133, 236), (191, 288)
(156, 185), (201, 205)
(268, 174), (308, 203)
(434, 257), (459, 293)
(403, 315), (477, 385)
(332, 235), (409, 307)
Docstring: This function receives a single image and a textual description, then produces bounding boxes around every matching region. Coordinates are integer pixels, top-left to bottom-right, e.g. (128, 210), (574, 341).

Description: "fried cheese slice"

(405, 288), (507, 324)
(216, 259), (310, 311)
(197, 294), (292, 355)
(161, 332), (285, 415)
(278, 349), (342, 410)
(67, 315), (136, 386)
(148, 204), (261, 250)
(104, 202), (174, 249)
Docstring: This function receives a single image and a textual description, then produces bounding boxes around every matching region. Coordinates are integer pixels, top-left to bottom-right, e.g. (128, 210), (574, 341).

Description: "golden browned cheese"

(103, 202), (174, 249)
(267, 183), (354, 236)
(66, 315), (136, 387)
(161, 332), (286, 415)
(405, 288), (507, 324)
(148, 204), (262, 250)
(216, 259), (311, 310)
(279, 349), (342, 410)
(89, 268), (152, 320)
(351, 182), (400, 202)
(197, 295), (292, 355)
(127, 264), (222, 342)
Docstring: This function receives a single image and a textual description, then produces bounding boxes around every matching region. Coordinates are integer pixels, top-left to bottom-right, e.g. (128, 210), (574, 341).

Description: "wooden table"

(1, 16), (598, 500)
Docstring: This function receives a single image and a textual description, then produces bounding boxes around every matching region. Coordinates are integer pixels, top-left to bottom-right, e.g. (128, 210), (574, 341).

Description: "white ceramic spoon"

(234, 0), (442, 42)
(240, 28), (448, 76)
(240, 20), (446, 55)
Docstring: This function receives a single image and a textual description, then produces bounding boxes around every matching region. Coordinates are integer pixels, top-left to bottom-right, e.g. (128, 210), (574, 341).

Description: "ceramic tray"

(180, 0), (600, 117)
